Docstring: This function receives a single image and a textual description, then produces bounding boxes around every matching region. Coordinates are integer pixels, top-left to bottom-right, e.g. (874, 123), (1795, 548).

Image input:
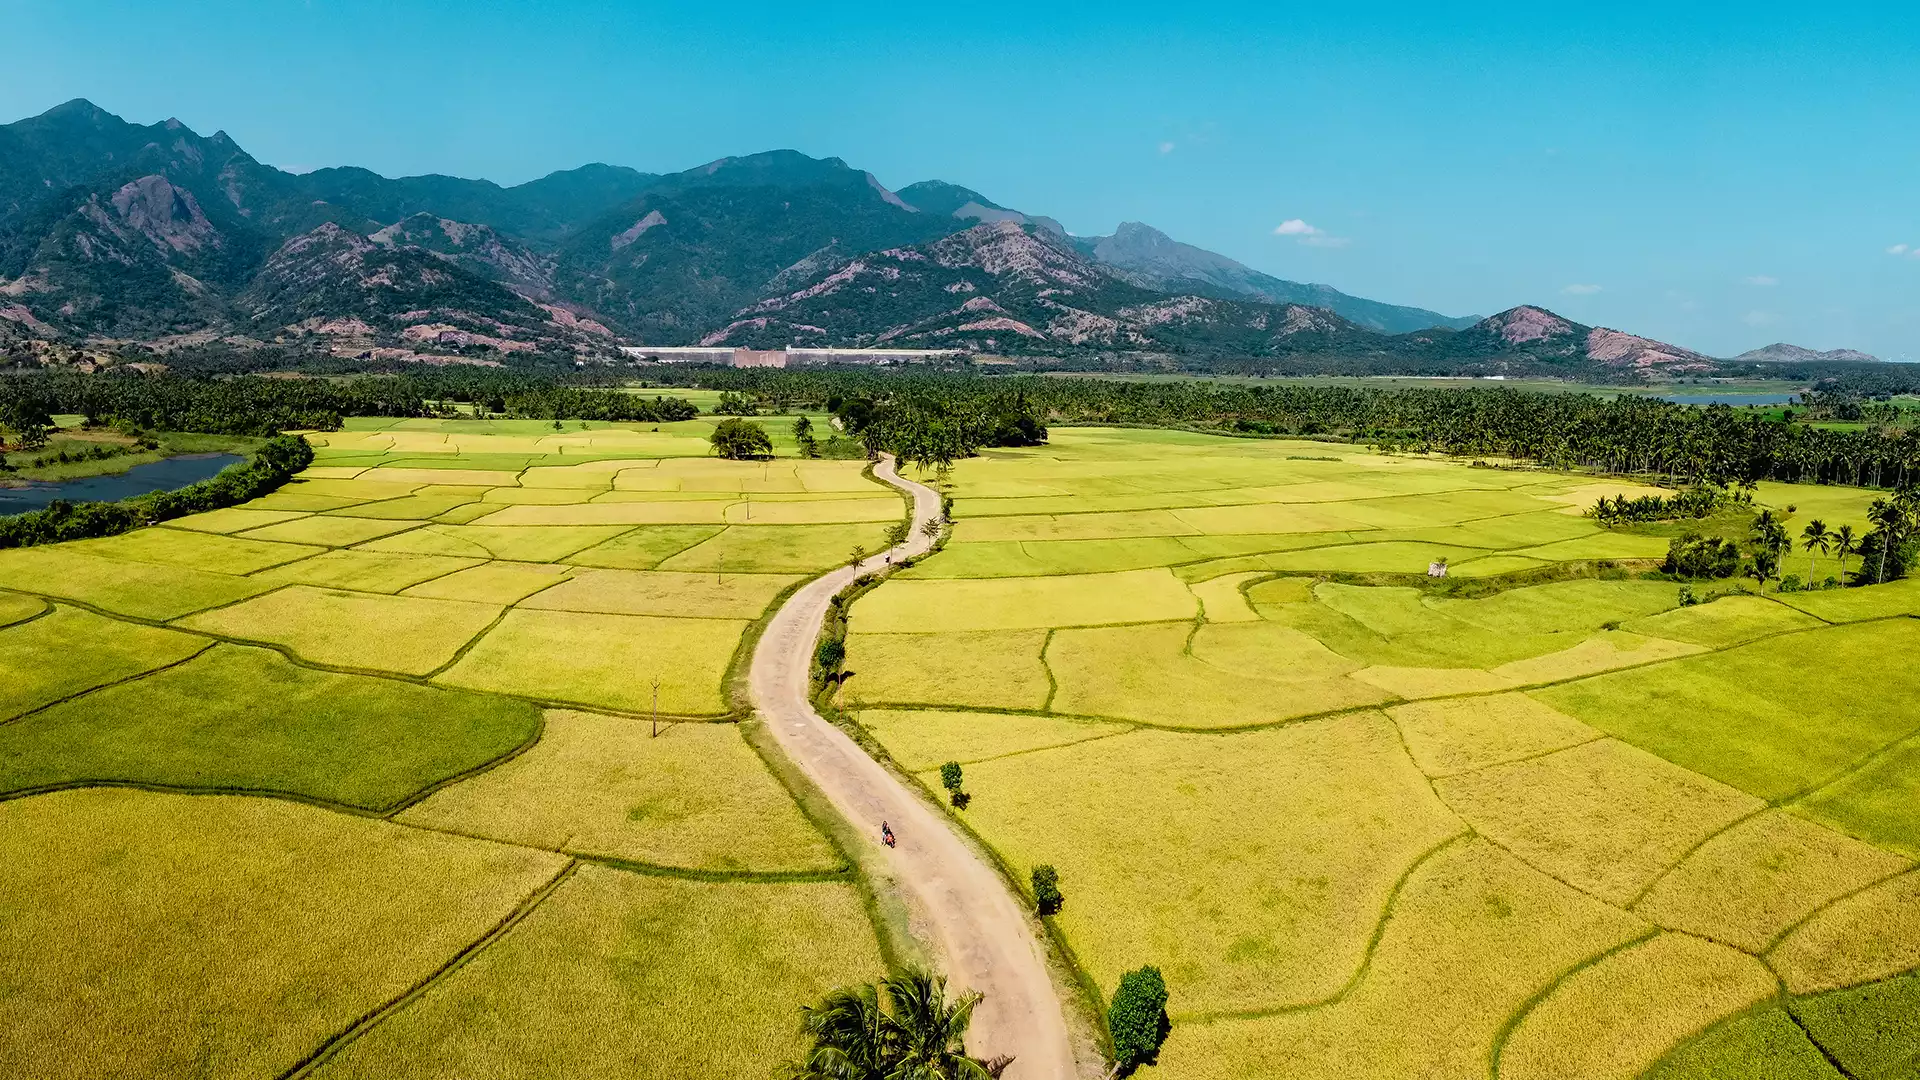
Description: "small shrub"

(1779, 573), (1803, 593)
(1109, 965), (1170, 1074)
(1031, 864), (1063, 916)
(1677, 585), (1698, 606)
(813, 637), (845, 673)
(939, 761), (967, 807)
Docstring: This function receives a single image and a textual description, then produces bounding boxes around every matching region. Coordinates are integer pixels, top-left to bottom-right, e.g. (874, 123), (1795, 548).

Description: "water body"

(0, 453), (244, 514)
(1658, 393), (1801, 407)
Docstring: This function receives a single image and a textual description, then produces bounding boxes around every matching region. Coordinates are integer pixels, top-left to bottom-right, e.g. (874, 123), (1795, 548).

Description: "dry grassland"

(0, 546), (270, 619)
(842, 629), (1051, 710)
(1387, 694), (1600, 778)
(1189, 571), (1264, 622)
(1149, 839), (1646, 1080)
(860, 708), (1130, 771)
(851, 568), (1198, 632)
(1498, 932), (1778, 1080)
(1636, 811), (1911, 953)
(1623, 595), (1826, 647)
(1769, 869), (1920, 993)
(310, 867), (885, 1080)
(180, 586), (502, 675)
(1435, 738), (1763, 905)
(253, 550), (483, 593)
(400, 561), (574, 604)
(1049, 622), (1390, 727)
(74, 525), (321, 574)
(0, 644), (539, 808)
(364, 523), (632, 561)
(519, 568), (798, 619)
(567, 525), (724, 569)
(399, 711), (838, 871)
(0, 605), (208, 720)
(436, 609), (742, 714)
(953, 716), (1463, 1014)
(1646, 1009), (1843, 1080)
(0, 788), (566, 1080)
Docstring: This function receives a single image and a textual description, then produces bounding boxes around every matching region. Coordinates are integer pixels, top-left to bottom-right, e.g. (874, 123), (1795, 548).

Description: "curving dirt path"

(748, 456), (1080, 1080)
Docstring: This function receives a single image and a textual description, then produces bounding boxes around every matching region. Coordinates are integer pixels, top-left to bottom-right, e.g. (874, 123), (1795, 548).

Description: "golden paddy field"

(0, 416), (899, 1079)
(5, 417), (1917, 1079)
(842, 427), (1920, 1079)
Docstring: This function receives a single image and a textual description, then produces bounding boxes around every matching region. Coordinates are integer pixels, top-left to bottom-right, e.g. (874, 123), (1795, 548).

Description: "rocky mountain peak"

(1482, 305), (1578, 344)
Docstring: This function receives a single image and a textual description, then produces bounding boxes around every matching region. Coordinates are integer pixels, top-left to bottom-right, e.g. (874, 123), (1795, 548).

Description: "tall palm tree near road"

(790, 971), (1008, 1080)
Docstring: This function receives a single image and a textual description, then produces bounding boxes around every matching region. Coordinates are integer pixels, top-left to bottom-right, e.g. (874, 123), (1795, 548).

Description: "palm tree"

(1802, 519), (1830, 581)
(1833, 523), (1858, 582)
(790, 971), (1007, 1080)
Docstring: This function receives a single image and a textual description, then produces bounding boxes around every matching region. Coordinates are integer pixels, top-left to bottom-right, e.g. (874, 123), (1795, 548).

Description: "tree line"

(0, 369), (696, 439)
(642, 368), (1920, 490)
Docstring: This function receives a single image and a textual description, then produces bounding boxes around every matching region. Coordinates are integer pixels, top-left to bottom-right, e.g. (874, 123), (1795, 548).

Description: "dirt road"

(748, 456), (1080, 1079)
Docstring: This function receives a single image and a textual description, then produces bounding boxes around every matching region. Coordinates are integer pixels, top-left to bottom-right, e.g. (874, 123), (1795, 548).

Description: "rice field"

(838, 427), (1920, 1077)
(0, 415), (895, 1078)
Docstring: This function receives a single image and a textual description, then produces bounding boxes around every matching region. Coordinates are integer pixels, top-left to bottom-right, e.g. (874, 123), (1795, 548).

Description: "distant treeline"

(0, 369), (696, 437)
(650, 367), (1920, 488)
(0, 434), (312, 544)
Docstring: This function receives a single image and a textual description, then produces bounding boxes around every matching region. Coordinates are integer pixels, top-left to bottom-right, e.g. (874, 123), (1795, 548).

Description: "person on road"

(881, 820), (896, 847)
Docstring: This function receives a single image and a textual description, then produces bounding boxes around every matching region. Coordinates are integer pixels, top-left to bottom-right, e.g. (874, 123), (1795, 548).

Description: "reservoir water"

(0, 453), (245, 514)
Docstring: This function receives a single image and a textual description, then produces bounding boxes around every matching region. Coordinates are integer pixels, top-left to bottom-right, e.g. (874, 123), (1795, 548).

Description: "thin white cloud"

(1157, 141), (1175, 155)
(1273, 219), (1322, 236)
(1561, 283), (1603, 295)
(1745, 275), (1778, 286)
(1743, 309), (1779, 327)
(1889, 244), (1909, 255)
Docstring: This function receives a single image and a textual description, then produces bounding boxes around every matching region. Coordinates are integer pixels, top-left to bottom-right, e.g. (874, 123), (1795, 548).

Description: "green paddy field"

(3, 418), (1916, 1078)
(846, 427), (1920, 1079)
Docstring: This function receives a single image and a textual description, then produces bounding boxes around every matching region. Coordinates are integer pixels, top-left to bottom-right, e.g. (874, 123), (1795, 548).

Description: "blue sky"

(5, 1), (1918, 358)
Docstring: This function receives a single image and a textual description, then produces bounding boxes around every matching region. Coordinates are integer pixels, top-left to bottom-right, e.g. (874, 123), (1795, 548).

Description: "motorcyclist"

(881, 821), (896, 847)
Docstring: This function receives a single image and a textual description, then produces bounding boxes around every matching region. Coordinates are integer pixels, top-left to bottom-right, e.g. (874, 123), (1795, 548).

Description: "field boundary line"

(0, 594), (54, 629)
(379, 711), (550, 817)
(0, 778), (394, 817)
(1175, 829), (1474, 1025)
(0, 634), (218, 728)
(1623, 804), (1774, 911)
(1759, 861), (1920, 958)
(1777, 720), (1920, 811)
(1485, 926), (1662, 1080)
(277, 858), (580, 1080)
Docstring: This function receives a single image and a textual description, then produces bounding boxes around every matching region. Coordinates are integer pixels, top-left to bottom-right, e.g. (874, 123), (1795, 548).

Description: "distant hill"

(1728, 342), (1880, 364)
(0, 97), (1857, 377)
(1065, 222), (1478, 334)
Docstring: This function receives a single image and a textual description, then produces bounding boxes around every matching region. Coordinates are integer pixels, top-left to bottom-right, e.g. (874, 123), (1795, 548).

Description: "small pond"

(0, 453), (245, 514)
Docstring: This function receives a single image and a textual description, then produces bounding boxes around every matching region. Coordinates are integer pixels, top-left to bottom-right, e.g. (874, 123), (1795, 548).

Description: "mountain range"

(0, 99), (1876, 376)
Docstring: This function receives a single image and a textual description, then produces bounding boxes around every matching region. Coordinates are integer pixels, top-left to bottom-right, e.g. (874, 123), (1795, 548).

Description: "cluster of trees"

(709, 417), (773, 460)
(1590, 482), (1751, 525)
(0, 434), (312, 547)
(637, 368), (1920, 490)
(1659, 505), (1911, 588)
(0, 370), (695, 438)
